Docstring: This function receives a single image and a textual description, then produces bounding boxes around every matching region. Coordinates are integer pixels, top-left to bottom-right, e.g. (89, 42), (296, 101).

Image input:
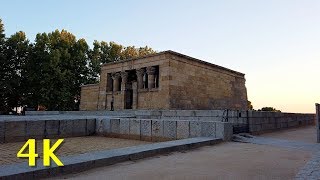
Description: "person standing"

(111, 95), (114, 111)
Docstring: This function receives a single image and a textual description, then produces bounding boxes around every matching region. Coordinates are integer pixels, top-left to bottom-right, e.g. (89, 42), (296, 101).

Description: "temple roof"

(102, 50), (245, 76)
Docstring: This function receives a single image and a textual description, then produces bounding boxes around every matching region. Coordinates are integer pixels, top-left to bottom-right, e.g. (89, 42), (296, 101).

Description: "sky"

(1, 0), (319, 113)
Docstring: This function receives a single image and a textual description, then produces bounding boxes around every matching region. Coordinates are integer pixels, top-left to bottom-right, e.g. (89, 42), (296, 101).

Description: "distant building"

(80, 51), (248, 110)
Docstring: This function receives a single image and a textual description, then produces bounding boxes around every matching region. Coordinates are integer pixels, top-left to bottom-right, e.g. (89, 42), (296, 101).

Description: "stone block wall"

(14, 110), (316, 146)
(96, 118), (233, 141)
(80, 51), (248, 111)
(133, 110), (315, 134)
(79, 84), (99, 110)
(134, 110), (248, 127)
(111, 91), (125, 111)
(248, 111), (315, 134)
(0, 118), (96, 143)
(136, 89), (170, 110)
(101, 53), (171, 110)
(168, 53), (248, 110)
(0, 121), (4, 143)
(23, 110), (315, 136)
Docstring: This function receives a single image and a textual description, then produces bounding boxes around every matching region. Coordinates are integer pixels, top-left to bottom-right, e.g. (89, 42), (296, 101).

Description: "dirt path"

(260, 126), (316, 143)
(50, 126), (318, 180)
(54, 142), (311, 180)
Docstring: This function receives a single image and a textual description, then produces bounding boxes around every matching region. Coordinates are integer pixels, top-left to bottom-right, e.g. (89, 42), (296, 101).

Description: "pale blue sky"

(1, 0), (319, 113)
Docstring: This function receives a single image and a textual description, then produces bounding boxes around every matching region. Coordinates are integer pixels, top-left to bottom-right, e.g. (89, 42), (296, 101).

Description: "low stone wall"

(95, 118), (233, 141)
(0, 118), (96, 143)
(25, 110), (135, 116)
(248, 111), (315, 134)
(24, 110), (247, 126)
(134, 110), (248, 128)
(133, 110), (315, 134)
(21, 110), (316, 138)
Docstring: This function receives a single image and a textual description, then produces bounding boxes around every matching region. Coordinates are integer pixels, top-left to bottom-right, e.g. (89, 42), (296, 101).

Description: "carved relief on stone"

(136, 68), (145, 89)
(146, 66), (156, 75)
(120, 71), (128, 83)
(136, 68), (145, 77)
(111, 72), (121, 92)
(146, 66), (156, 89)
(111, 72), (120, 80)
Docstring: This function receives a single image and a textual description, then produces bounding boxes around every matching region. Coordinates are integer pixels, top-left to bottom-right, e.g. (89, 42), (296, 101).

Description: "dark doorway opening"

(124, 70), (136, 109)
(125, 88), (133, 109)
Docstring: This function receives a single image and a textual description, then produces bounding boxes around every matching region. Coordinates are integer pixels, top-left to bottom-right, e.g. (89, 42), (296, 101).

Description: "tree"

(137, 46), (156, 56)
(87, 41), (156, 84)
(69, 38), (90, 109)
(121, 46), (138, 59)
(86, 40), (105, 84)
(247, 101), (253, 110)
(4, 31), (30, 111)
(0, 19), (7, 112)
(0, 18), (157, 112)
(26, 30), (90, 110)
(25, 32), (49, 108)
(25, 31), (156, 111)
(258, 107), (281, 112)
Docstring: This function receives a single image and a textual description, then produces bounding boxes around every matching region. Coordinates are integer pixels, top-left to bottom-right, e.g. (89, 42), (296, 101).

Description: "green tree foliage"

(0, 19), (7, 112)
(0, 18), (156, 112)
(0, 22), (31, 113)
(4, 31), (30, 110)
(27, 30), (90, 110)
(87, 41), (156, 83)
(258, 107), (281, 112)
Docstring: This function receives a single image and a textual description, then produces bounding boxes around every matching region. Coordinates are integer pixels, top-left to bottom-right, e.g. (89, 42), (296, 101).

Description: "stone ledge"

(80, 83), (99, 87)
(149, 88), (159, 92)
(137, 89), (148, 93)
(0, 137), (222, 179)
(137, 88), (159, 93)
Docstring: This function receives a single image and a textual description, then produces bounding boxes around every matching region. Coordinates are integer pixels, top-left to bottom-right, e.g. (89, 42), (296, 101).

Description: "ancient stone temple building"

(80, 51), (248, 111)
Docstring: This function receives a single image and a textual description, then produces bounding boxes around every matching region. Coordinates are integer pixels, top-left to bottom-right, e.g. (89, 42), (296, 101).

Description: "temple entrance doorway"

(124, 70), (136, 109)
(125, 88), (133, 109)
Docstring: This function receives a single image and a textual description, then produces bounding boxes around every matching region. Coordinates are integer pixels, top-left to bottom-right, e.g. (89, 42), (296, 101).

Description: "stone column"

(107, 74), (113, 92)
(316, 103), (320, 143)
(120, 71), (128, 91)
(132, 82), (138, 109)
(112, 72), (120, 92)
(136, 68), (145, 89)
(146, 66), (156, 89)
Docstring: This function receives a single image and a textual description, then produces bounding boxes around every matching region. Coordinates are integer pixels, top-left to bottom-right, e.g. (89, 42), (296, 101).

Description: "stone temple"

(80, 50), (248, 111)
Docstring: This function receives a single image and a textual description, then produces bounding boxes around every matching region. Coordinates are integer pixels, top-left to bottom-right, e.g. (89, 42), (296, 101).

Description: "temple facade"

(80, 51), (248, 111)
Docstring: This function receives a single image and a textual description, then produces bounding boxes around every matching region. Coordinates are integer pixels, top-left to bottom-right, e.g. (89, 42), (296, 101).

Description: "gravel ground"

(0, 136), (150, 165)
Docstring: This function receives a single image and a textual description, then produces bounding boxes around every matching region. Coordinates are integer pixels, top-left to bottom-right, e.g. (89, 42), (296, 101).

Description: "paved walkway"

(233, 134), (320, 152)
(234, 126), (320, 179)
(52, 126), (320, 180)
(0, 136), (150, 165)
(261, 126), (316, 143)
(52, 142), (311, 180)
